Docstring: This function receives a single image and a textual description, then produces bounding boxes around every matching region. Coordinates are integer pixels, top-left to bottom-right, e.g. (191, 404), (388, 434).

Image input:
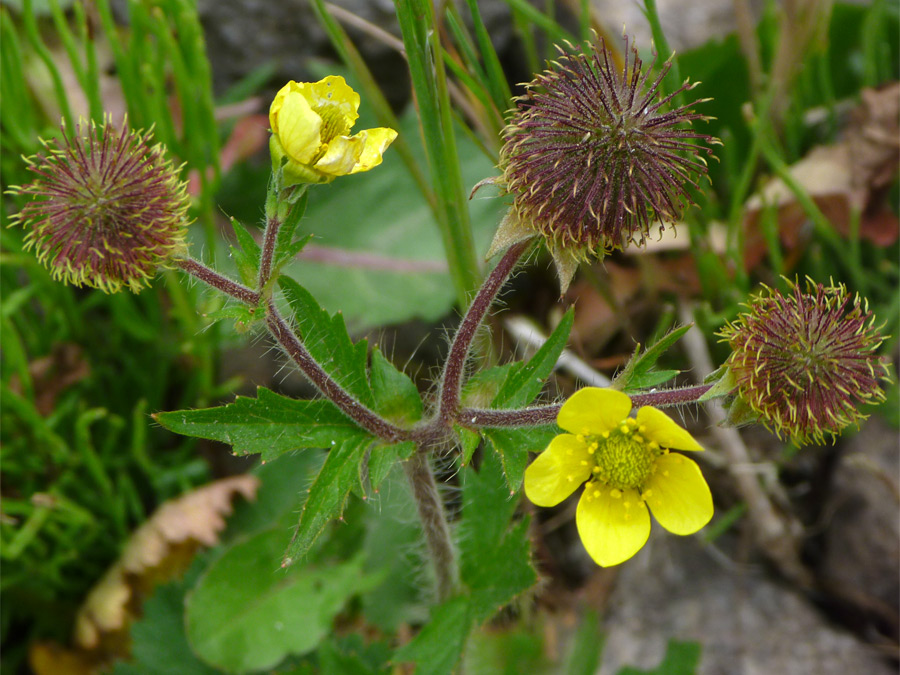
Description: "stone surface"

(599, 535), (894, 675)
(815, 416), (900, 636)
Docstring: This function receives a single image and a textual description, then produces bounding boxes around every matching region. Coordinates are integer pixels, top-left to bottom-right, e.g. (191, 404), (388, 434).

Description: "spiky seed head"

(9, 118), (191, 293)
(495, 36), (717, 291)
(717, 279), (891, 445)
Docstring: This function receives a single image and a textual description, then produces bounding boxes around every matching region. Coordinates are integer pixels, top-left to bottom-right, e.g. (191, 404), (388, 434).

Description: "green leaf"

(229, 217), (261, 287)
(271, 233), (313, 278)
(367, 440), (415, 492)
(484, 425), (558, 491)
(616, 640), (702, 675)
(456, 426), (482, 467)
(699, 366), (737, 402)
(200, 304), (258, 331)
(564, 610), (603, 675)
(317, 639), (383, 675)
(458, 451), (537, 623)
(185, 529), (378, 673)
(369, 347), (423, 424)
(279, 276), (374, 406)
(154, 387), (369, 461)
(614, 324), (692, 394)
(493, 309), (573, 408)
(114, 576), (218, 675)
(393, 595), (472, 675)
(274, 189), (309, 265)
(625, 369), (681, 391)
(361, 466), (427, 632)
(283, 435), (372, 565)
(460, 364), (515, 409)
(224, 452), (327, 537)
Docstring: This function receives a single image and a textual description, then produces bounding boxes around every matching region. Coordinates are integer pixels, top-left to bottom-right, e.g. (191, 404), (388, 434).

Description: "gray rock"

(599, 535), (893, 675)
(815, 416), (899, 633)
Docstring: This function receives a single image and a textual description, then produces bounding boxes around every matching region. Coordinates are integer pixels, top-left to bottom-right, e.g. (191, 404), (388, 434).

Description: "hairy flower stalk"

(718, 279), (890, 445)
(10, 119), (190, 293)
(493, 36), (716, 291)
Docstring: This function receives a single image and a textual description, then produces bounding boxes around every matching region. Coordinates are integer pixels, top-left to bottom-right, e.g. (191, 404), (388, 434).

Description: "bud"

(269, 76), (398, 187)
(9, 119), (190, 293)
(718, 279), (890, 445)
(494, 36), (716, 292)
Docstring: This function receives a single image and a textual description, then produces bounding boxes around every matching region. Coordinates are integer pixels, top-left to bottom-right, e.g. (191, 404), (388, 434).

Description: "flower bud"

(494, 36), (717, 292)
(269, 77), (397, 187)
(9, 119), (190, 293)
(718, 279), (890, 444)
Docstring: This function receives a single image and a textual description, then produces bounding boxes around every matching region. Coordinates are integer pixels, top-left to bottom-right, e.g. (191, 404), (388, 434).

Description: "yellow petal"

(643, 454), (713, 535)
(270, 82), (322, 164)
(349, 127), (398, 173)
(314, 134), (365, 177)
(576, 484), (650, 567)
(295, 76), (359, 135)
(636, 406), (704, 451)
(523, 434), (592, 507)
(558, 388), (632, 436)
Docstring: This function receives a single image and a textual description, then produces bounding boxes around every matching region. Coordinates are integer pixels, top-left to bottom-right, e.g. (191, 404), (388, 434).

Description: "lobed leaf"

(458, 451), (537, 623)
(393, 596), (472, 675)
(369, 347), (423, 424)
(154, 388), (369, 462)
(282, 435), (372, 565)
(186, 530), (377, 673)
(614, 324), (692, 393)
(279, 276), (374, 406)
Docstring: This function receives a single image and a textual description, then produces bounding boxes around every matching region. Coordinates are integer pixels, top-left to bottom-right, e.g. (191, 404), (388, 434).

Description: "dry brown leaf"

(29, 641), (99, 675)
(28, 475), (260, 674)
(744, 83), (900, 267)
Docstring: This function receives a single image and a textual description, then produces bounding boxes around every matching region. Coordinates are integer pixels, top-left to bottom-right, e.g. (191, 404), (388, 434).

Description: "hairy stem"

(265, 301), (408, 442)
(174, 257), (259, 304)
(438, 240), (531, 426)
(459, 384), (715, 428)
(257, 215), (281, 291)
(404, 451), (458, 600)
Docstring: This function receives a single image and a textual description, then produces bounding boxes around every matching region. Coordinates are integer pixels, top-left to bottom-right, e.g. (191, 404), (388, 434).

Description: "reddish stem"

(175, 257), (259, 304)
(265, 301), (409, 442)
(437, 240), (531, 426)
(459, 384), (716, 428)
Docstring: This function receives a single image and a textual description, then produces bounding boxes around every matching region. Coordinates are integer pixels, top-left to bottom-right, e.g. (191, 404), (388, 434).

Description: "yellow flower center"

(316, 105), (347, 145)
(586, 417), (661, 490)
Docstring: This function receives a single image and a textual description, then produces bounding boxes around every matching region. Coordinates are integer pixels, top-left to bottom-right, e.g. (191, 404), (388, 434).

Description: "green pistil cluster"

(579, 418), (663, 492)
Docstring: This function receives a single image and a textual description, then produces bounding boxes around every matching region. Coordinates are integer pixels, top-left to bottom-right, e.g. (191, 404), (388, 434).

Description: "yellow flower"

(269, 76), (398, 185)
(524, 388), (713, 567)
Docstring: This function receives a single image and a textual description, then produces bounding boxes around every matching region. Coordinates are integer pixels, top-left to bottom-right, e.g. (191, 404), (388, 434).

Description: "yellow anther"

(610, 488), (622, 499)
(576, 434), (585, 442)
